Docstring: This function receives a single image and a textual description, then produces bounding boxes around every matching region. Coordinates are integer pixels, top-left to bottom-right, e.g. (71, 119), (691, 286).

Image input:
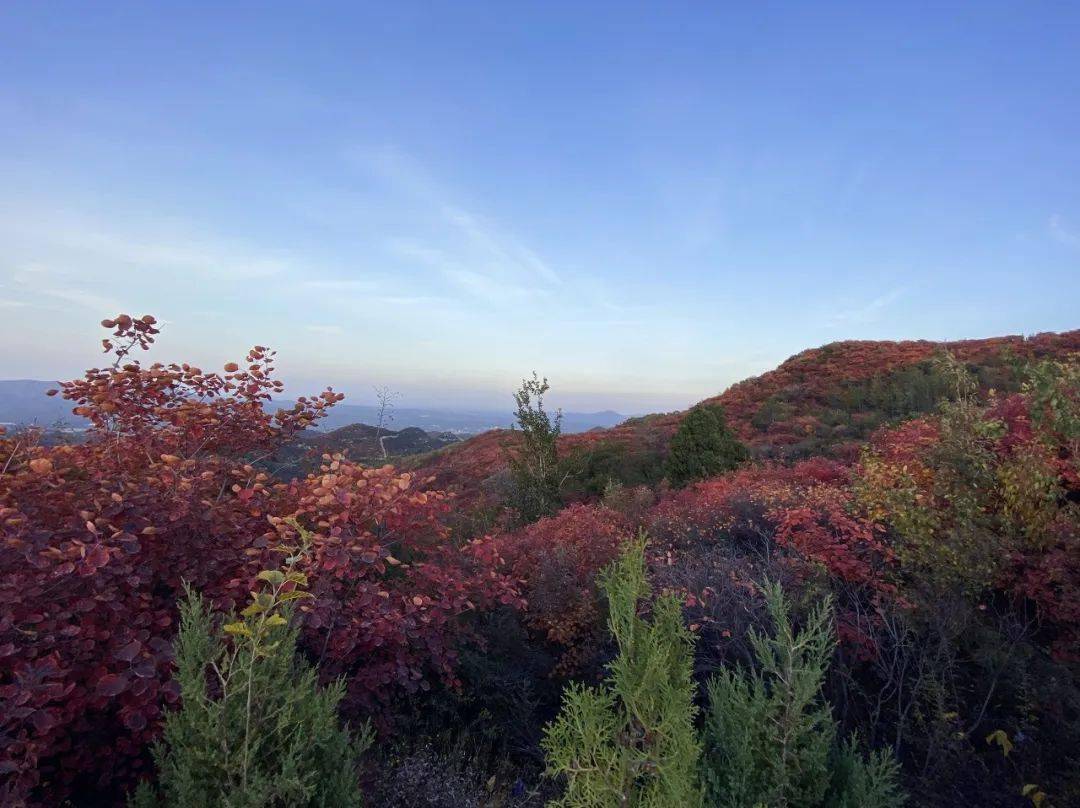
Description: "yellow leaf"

(223, 621), (251, 637)
(256, 570), (285, 586)
(279, 590), (314, 602)
(986, 729), (1013, 757)
(265, 614), (288, 627)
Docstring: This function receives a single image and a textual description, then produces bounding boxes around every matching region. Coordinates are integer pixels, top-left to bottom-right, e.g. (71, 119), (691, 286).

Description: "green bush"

(828, 736), (905, 808)
(507, 373), (569, 523)
(701, 582), (903, 808)
(132, 531), (370, 808)
(665, 404), (749, 488)
(568, 439), (665, 500)
(542, 534), (702, 807)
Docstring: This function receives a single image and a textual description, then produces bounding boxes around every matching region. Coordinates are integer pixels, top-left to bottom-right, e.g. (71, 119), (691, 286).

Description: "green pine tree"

(542, 534), (703, 807)
(701, 582), (903, 808)
(507, 372), (568, 523)
(826, 736), (905, 808)
(131, 524), (370, 808)
(665, 404), (749, 488)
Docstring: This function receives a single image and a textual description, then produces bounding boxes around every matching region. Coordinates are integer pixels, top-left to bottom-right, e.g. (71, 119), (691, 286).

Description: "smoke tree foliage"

(0, 315), (342, 804)
(701, 581), (903, 808)
(0, 315), (517, 805)
(2, 310), (1076, 806)
(542, 535), (703, 807)
(665, 404), (749, 488)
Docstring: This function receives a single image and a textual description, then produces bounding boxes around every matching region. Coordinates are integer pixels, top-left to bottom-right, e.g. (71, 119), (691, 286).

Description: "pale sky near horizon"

(1, 3), (1077, 413)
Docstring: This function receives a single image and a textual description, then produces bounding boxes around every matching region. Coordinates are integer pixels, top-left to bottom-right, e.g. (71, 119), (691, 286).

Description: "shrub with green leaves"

(701, 582), (903, 808)
(542, 534), (702, 807)
(666, 404), (749, 488)
(131, 526), (370, 807)
(828, 736), (905, 808)
(507, 372), (570, 523)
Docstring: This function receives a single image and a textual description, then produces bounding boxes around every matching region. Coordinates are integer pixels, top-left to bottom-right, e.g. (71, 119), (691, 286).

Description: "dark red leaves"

(114, 640), (141, 663)
(0, 315), (519, 805)
(95, 673), (128, 697)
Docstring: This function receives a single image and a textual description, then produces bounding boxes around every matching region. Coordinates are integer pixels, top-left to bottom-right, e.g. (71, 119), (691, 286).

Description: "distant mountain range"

(282, 401), (626, 435)
(0, 380), (627, 435)
(0, 380), (78, 429)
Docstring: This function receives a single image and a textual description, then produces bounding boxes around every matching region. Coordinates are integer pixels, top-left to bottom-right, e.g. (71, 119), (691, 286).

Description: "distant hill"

(0, 380), (76, 428)
(701, 329), (1080, 458)
(273, 401), (625, 435)
(267, 422), (463, 478)
(0, 380), (625, 435)
(406, 329), (1080, 504)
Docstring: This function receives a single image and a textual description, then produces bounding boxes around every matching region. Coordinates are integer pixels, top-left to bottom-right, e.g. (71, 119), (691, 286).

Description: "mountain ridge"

(0, 380), (626, 435)
(404, 328), (1080, 503)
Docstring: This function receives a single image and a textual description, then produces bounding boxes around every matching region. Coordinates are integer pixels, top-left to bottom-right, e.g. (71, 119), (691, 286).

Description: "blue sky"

(1, 2), (1077, 413)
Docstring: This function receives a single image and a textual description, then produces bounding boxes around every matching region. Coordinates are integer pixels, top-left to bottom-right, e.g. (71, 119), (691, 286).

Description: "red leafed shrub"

(0, 316), (337, 804)
(496, 504), (629, 668)
(648, 459), (855, 552)
(863, 417), (941, 466)
(267, 456), (523, 711)
(772, 485), (895, 591)
(648, 459), (897, 659)
(1008, 542), (1080, 662)
(0, 316), (517, 806)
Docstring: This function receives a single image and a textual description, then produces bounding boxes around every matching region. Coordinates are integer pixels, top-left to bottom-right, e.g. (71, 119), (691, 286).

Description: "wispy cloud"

(441, 205), (561, 285)
(348, 144), (562, 302)
(4, 207), (297, 283)
(443, 268), (554, 304)
(34, 284), (124, 313)
(5, 263), (125, 312)
(300, 278), (382, 293)
(827, 288), (905, 327)
(1049, 214), (1080, 248)
(386, 238), (552, 304)
(305, 324), (345, 336)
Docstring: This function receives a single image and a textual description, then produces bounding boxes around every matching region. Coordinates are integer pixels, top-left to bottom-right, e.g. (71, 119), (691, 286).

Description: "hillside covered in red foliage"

(407, 330), (1080, 512)
(2, 317), (1077, 806)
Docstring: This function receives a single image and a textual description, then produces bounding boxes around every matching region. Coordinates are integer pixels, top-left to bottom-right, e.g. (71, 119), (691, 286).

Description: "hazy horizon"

(2, 3), (1078, 412)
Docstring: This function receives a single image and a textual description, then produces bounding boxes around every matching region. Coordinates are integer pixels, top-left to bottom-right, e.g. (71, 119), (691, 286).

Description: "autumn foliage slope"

(1, 317), (1078, 806)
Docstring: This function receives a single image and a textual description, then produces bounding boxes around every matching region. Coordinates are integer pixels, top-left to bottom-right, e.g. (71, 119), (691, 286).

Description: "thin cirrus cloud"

(0, 205), (301, 324)
(305, 324), (345, 336)
(29, 285), (124, 314)
(299, 278), (382, 293)
(348, 144), (564, 304)
(3, 263), (124, 314)
(386, 239), (553, 305)
(8, 211), (293, 282)
(826, 288), (906, 328)
(1049, 214), (1080, 248)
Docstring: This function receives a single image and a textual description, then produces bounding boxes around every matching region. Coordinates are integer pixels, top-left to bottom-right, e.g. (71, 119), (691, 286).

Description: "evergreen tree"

(827, 736), (905, 808)
(542, 534), (703, 807)
(701, 582), (903, 808)
(507, 372), (568, 523)
(132, 525), (370, 808)
(665, 404), (749, 488)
